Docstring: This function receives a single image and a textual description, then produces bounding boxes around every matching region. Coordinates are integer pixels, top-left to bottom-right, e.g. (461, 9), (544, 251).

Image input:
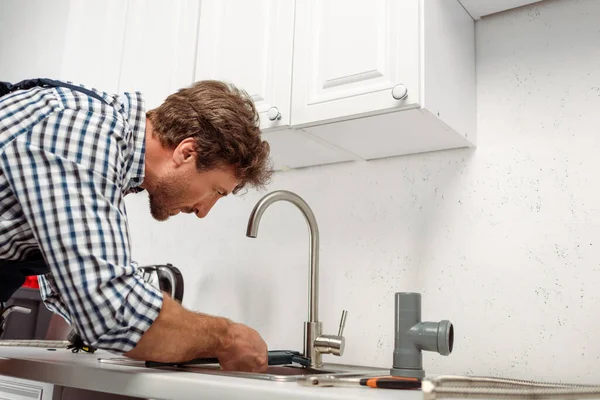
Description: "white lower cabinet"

(0, 376), (56, 400)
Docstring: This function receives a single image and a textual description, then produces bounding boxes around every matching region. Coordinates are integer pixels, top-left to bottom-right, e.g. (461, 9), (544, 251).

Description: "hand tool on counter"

(299, 374), (422, 390)
(145, 350), (311, 369)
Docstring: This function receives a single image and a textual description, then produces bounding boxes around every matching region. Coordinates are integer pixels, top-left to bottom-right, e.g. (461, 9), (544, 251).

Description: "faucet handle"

(337, 310), (348, 336)
(315, 310), (348, 357)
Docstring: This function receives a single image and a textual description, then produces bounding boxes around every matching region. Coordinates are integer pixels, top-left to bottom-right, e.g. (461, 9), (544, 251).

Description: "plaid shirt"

(0, 82), (163, 352)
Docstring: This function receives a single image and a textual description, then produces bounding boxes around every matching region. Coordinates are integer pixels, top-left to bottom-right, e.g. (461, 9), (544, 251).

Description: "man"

(0, 78), (271, 372)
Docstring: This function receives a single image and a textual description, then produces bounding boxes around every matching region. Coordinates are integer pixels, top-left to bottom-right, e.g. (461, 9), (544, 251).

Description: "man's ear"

(173, 138), (197, 166)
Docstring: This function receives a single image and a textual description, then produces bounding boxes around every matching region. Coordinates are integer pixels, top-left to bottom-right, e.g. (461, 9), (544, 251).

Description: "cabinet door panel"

(60, 0), (128, 93)
(119, 0), (200, 109)
(195, 0), (295, 130)
(291, 0), (420, 126)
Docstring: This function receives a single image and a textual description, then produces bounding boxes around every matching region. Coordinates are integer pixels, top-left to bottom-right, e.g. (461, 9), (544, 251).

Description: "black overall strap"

(0, 78), (108, 104)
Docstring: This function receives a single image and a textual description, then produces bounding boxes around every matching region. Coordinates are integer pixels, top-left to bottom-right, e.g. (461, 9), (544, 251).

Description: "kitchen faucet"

(246, 190), (347, 368)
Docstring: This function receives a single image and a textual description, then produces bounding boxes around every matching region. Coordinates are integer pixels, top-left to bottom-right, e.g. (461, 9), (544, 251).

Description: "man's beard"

(148, 173), (187, 221)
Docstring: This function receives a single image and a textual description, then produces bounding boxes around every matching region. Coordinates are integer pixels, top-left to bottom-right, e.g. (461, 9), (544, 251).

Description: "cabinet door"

(291, 0), (420, 126)
(0, 376), (55, 400)
(119, 0), (201, 109)
(194, 0), (295, 131)
(59, 0), (128, 93)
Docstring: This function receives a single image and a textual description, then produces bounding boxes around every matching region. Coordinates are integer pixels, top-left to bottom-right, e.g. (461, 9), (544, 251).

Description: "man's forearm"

(124, 294), (231, 362)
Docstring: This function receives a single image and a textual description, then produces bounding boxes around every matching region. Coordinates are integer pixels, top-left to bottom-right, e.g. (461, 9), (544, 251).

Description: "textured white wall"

(125, 0), (600, 383)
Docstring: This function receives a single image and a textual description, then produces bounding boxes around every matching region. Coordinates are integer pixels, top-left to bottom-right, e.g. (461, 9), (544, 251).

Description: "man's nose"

(194, 196), (219, 219)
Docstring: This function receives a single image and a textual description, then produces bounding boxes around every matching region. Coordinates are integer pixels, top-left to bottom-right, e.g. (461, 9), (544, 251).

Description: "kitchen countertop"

(0, 347), (423, 400)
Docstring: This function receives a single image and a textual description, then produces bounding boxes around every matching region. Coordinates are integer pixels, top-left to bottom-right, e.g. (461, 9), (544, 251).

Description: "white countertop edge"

(0, 348), (422, 400)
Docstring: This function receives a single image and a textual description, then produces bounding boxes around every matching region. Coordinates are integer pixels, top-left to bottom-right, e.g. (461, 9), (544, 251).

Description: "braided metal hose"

(423, 375), (600, 400)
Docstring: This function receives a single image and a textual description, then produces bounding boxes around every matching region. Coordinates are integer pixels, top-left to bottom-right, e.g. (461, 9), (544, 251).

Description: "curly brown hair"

(147, 80), (272, 192)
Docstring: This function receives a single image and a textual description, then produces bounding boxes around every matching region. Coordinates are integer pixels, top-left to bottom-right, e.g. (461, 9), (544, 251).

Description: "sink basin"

(98, 357), (388, 382)
(179, 363), (389, 382)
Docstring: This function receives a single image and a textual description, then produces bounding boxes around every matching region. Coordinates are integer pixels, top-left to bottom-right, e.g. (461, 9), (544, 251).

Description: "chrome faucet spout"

(246, 190), (346, 368)
(246, 190), (319, 322)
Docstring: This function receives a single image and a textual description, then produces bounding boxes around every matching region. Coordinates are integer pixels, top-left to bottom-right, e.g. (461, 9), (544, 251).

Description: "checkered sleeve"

(0, 107), (163, 353)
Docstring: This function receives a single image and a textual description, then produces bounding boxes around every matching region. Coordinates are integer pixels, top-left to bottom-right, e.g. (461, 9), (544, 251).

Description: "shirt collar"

(120, 92), (146, 193)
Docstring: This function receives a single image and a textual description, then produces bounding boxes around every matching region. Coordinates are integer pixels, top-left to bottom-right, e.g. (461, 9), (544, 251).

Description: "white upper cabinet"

(60, 0), (128, 93)
(0, 0), (475, 171)
(458, 0), (543, 20)
(47, 0), (200, 105)
(191, 0), (475, 166)
(119, 0), (200, 109)
(295, 0), (476, 160)
(195, 0), (295, 131)
(291, 0), (420, 126)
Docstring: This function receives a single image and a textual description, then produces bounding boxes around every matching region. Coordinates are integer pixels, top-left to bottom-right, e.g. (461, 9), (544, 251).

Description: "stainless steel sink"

(178, 362), (389, 382)
(99, 357), (388, 382)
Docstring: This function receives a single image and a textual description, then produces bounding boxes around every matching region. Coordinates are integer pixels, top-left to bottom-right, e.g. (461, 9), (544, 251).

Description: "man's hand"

(125, 294), (268, 373)
(217, 322), (268, 372)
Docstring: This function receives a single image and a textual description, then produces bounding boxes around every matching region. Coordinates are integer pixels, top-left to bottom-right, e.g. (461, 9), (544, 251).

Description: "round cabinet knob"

(267, 106), (282, 121)
(391, 84), (408, 100)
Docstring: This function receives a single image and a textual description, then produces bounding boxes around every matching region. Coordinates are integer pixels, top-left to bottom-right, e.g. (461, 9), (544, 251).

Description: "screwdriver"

(300, 375), (422, 390)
